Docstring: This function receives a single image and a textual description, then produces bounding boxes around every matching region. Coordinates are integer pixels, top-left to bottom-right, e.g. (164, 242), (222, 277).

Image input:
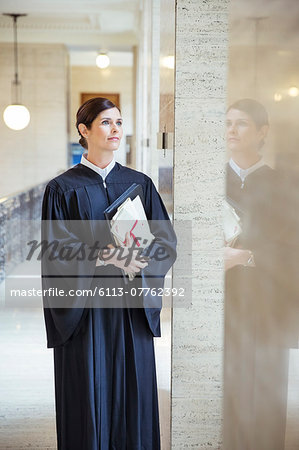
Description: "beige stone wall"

(70, 66), (133, 166)
(171, 0), (229, 448)
(0, 43), (68, 198)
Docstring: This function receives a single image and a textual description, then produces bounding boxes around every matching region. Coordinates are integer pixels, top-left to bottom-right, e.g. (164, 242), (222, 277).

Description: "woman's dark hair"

(227, 98), (269, 129)
(76, 97), (121, 149)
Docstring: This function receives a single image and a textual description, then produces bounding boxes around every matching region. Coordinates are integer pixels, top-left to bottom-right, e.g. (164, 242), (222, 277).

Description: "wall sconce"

(96, 53), (110, 69)
(3, 13), (30, 131)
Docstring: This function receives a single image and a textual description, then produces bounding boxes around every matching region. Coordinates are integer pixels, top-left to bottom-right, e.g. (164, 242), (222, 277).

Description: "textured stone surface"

(172, 0), (229, 448)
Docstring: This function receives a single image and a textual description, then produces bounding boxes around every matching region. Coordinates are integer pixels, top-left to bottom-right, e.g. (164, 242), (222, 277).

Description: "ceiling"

(2, 0), (299, 50)
(0, 0), (140, 54)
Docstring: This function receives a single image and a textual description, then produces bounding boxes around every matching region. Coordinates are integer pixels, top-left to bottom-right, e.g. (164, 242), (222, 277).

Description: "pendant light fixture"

(96, 52), (110, 69)
(3, 13), (30, 131)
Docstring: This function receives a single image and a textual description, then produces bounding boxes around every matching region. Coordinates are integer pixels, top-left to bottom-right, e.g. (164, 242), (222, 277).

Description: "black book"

(104, 183), (144, 221)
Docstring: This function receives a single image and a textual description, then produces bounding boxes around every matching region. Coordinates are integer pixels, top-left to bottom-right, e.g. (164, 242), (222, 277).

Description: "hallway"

(0, 1), (174, 446)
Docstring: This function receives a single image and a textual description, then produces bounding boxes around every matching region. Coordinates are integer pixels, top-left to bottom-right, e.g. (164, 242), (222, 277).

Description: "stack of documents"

(224, 199), (242, 247)
(110, 195), (154, 247)
(110, 195), (155, 280)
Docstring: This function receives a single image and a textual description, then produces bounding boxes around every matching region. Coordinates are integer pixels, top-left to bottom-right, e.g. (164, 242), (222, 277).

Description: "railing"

(0, 183), (46, 282)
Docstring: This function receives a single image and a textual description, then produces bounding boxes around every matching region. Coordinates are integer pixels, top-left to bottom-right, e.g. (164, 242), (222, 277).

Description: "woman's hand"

(224, 246), (255, 271)
(105, 232), (149, 273)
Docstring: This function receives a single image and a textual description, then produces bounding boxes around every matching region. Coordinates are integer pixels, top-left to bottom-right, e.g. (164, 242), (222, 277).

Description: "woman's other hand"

(105, 232), (149, 272)
(224, 246), (255, 271)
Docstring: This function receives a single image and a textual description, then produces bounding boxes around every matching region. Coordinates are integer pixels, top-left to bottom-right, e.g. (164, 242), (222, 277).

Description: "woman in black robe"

(41, 97), (177, 450)
(223, 99), (290, 450)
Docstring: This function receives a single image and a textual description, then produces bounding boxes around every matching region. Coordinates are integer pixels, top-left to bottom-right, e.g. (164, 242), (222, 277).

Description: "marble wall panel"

(171, 0), (229, 448)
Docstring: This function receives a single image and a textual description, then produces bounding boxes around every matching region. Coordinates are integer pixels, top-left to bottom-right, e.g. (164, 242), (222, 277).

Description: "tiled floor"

(0, 263), (171, 450)
(0, 306), (57, 449)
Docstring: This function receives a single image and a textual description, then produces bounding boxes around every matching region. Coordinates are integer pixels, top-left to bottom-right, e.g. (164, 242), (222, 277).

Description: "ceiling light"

(3, 105), (30, 130)
(288, 86), (299, 97)
(96, 53), (110, 69)
(162, 55), (174, 70)
(3, 14), (30, 131)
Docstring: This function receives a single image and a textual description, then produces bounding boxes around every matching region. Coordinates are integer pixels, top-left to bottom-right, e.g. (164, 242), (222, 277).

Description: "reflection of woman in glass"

(41, 97), (176, 450)
(224, 98), (269, 270)
(223, 99), (289, 450)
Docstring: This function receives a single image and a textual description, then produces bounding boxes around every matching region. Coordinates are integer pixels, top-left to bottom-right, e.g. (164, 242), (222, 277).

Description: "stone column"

(171, 0), (229, 448)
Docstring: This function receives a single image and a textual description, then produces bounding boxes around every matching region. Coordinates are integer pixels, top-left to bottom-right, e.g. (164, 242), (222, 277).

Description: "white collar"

(229, 157), (266, 182)
(80, 153), (115, 180)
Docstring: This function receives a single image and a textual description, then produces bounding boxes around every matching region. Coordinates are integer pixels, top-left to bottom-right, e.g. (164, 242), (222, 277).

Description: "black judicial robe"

(41, 162), (177, 450)
(223, 162), (291, 450)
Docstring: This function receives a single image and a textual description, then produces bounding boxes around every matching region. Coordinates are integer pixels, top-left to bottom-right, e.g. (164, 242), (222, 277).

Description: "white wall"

(70, 66), (133, 166)
(0, 43), (68, 198)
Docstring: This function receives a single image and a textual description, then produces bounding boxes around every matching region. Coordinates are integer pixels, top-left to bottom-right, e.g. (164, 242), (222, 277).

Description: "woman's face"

(79, 107), (123, 152)
(226, 108), (268, 153)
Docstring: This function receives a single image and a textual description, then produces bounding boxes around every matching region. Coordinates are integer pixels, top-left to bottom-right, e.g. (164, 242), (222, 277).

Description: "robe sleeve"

(41, 183), (99, 348)
(139, 177), (177, 337)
